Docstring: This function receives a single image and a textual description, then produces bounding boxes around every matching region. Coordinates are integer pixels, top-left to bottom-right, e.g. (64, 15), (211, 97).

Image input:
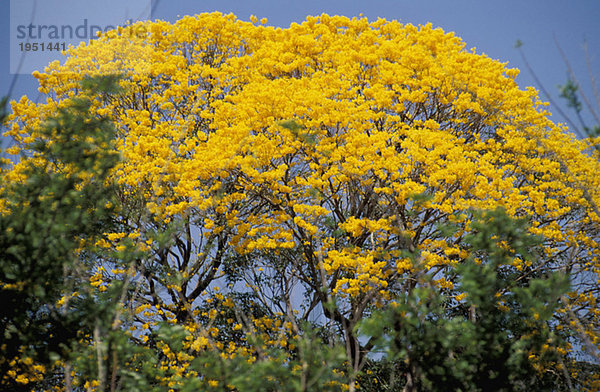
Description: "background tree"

(3, 13), (600, 390)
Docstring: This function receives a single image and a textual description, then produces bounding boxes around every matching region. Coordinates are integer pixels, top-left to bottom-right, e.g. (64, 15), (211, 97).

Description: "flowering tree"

(3, 13), (600, 390)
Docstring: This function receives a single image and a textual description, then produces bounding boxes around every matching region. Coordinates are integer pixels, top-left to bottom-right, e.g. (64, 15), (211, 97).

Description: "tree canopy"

(2, 12), (600, 391)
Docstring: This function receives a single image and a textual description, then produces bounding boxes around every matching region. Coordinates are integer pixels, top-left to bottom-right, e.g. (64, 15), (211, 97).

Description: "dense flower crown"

(3, 12), (600, 390)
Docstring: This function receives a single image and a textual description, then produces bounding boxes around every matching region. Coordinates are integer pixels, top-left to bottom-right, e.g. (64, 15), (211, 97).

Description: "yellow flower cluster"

(2, 355), (45, 386)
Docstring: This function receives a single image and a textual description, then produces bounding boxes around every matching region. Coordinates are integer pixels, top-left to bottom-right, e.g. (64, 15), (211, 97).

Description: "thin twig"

(553, 35), (600, 127)
(583, 40), (600, 118)
(516, 45), (584, 138)
(94, 324), (106, 392)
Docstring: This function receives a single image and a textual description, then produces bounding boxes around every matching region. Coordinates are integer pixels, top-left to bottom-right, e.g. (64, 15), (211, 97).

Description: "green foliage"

(185, 325), (348, 391)
(558, 79), (583, 113)
(358, 208), (571, 391)
(0, 75), (121, 390)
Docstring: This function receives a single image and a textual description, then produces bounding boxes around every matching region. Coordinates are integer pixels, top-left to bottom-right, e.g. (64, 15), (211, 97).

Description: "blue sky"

(1, 0), (599, 134)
